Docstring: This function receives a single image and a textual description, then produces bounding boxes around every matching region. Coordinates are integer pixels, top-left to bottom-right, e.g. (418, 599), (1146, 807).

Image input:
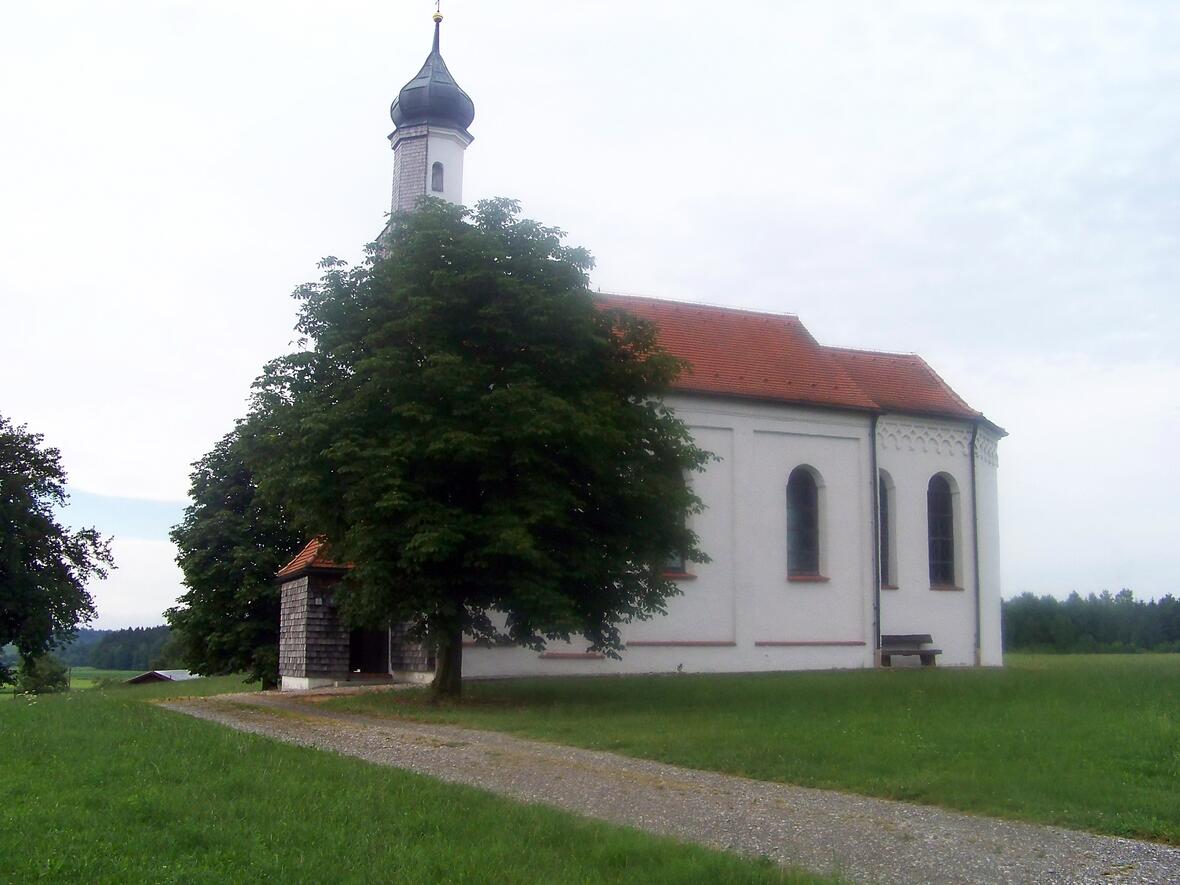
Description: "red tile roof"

(597, 294), (878, 412)
(275, 536), (350, 580)
(598, 293), (1000, 430)
(822, 346), (981, 422)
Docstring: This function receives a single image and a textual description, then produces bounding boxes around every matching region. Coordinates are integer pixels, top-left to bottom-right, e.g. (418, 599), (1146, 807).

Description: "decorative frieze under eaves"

(877, 417), (1000, 467)
(877, 418), (970, 459)
(974, 431), (1000, 468)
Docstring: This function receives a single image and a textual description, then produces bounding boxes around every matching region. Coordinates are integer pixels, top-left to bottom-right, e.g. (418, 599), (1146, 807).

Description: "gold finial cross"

(433, 0), (443, 23)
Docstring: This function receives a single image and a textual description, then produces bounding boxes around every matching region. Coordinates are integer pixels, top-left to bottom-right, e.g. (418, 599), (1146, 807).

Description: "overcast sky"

(2, 1), (1177, 627)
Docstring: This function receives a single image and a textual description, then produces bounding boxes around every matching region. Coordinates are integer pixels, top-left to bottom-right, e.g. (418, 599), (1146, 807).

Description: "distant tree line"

(17, 626), (184, 672)
(54, 628), (108, 665)
(87, 626), (183, 671)
(1003, 591), (1180, 653)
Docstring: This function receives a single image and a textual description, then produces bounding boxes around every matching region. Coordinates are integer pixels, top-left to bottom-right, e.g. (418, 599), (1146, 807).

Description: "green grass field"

(1, 667), (141, 700)
(67, 666), (142, 689)
(0, 676), (825, 884)
(325, 654), (1180, 844)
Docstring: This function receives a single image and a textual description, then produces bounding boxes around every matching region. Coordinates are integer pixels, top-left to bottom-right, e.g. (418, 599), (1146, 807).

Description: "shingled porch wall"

(278, 573), (350, 690)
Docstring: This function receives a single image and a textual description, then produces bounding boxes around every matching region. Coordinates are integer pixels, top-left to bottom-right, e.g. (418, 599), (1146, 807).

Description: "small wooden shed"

(124, 669), (199, 685)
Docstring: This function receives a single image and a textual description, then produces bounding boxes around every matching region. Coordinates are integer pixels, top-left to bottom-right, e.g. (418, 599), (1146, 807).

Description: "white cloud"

(957, 354), (1180, 599)
(88, 539), (183, 629)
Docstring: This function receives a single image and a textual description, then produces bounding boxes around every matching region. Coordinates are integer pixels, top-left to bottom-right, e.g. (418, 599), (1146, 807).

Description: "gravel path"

(162, 691), (1180, 884)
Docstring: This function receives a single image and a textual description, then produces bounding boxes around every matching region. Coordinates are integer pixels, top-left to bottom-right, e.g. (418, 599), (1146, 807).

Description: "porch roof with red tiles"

(275, 536), (350, 580)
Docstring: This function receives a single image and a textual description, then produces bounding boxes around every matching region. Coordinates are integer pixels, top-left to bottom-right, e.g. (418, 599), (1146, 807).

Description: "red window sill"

(787, 574), (830, 583)
(662, 571), (698, 580)
(881, 584), (899, 590)
(931, 584), (965, 592)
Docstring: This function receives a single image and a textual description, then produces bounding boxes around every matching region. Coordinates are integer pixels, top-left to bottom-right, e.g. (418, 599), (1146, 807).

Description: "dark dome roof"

(390, 18), (475, 132)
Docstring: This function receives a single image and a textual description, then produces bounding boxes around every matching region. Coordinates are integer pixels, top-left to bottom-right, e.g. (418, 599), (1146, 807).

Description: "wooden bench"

(880, 634), (942, 667)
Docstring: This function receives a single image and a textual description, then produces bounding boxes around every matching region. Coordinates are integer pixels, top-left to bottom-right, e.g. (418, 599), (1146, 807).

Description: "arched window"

(878, 470), (897, 587)
(927, 474), (956, 586)
(431, 162), (444, 193)
(661, 469), (692, 578)
(787, 467), (820, 577)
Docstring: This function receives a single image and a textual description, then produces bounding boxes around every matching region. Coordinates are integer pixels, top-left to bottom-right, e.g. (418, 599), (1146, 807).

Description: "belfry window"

(927, 474), (956, 586)
(431, 162), (444, 193)
(786, 467), (821, 577)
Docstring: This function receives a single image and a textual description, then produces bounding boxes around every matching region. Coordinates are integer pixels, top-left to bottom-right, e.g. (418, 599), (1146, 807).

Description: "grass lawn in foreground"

(325, 653), (1180, 844)
(0, 676), (824, 883)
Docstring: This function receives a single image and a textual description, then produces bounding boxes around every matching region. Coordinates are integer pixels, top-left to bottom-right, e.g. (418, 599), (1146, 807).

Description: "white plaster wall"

(425, 128), (470, 205)
(462, 395), (880, 678)
(876, 416), (1000, 666)
(628, 425), (736, 644)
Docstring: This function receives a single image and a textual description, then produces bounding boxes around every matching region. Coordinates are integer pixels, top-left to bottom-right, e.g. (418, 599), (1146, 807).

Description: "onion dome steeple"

(387, 11), (474, 213)
(390, 13), (475, 134)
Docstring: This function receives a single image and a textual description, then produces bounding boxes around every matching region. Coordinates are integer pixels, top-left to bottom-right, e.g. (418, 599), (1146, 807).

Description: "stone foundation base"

(392, 670), (434, 685)
(281, 675), (341, 691)
(280, 674), (405, 691)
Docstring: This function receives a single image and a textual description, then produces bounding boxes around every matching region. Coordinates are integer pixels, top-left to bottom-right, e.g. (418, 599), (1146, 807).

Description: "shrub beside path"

(163, 691), (1180, 884)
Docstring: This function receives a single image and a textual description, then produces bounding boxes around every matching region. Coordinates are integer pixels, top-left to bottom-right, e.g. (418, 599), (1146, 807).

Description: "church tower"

(388, 12), (475, 213)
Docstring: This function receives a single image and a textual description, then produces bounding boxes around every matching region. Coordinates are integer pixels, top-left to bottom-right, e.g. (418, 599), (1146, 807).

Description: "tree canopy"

(167, 423), (304, 687)
(0, 415), (112, 685)
(252, 198), (711, 696)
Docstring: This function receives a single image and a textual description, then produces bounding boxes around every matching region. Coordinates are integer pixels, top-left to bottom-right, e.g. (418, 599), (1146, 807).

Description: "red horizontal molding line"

(538, 652), (605, 660)
(626, 641), (736, 647)
(754, 640), (866, 647)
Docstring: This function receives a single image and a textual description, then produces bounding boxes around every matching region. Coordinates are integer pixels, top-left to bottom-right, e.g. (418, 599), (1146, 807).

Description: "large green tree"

(253, 198), (710, 697)
(0, 415), (112, 685)
(167, 422), (304, 687)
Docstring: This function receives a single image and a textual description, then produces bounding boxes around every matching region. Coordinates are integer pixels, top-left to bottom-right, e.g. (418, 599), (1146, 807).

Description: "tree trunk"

(431, 624), (463, 700)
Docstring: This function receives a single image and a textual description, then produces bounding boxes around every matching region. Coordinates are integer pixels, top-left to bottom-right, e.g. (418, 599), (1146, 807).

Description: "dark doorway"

(349, 628), (390, 675)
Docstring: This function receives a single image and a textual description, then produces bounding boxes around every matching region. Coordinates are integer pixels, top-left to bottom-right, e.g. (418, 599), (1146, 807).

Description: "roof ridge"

(905, 353), (981, 416)
(596, 291), (801, 322)
(823, 344), (922, 359)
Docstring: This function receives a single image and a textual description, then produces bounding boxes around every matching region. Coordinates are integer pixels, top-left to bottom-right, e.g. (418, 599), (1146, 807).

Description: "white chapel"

(277, 15), (1005, 690)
